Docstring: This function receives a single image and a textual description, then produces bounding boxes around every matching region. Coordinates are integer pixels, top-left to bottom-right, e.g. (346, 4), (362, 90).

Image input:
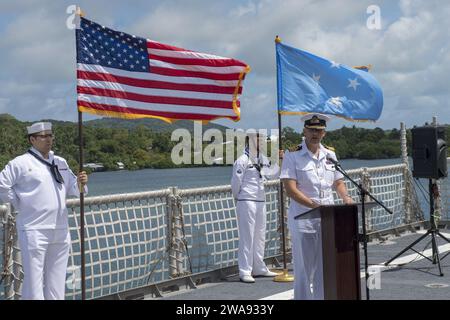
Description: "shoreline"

(87, 157), (405, 173)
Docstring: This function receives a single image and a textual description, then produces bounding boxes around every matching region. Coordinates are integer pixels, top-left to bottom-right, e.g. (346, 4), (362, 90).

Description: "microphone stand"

(328, 157), (393, 300)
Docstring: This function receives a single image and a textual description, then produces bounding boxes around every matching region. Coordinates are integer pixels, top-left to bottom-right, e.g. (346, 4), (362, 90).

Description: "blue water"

(86, 166), (235, 196)
(84, 157), (448, 221)
(86, 158), (405, 196)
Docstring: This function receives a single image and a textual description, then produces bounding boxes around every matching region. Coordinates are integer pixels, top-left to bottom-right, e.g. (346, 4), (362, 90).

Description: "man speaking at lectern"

(280, 113), (353, 300)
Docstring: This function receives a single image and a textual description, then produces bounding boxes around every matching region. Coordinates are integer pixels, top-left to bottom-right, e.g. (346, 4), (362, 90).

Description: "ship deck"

(145, 227), (450, 301)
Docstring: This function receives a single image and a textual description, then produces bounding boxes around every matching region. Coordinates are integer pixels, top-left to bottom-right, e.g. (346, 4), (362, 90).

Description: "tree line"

(1, 114), (449, 172)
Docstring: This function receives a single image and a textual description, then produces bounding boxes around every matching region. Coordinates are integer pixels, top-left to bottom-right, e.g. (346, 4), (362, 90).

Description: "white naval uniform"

(0, 147), (85, 300)
(231, 152), (279, 278)
(280, 141), (343, 300)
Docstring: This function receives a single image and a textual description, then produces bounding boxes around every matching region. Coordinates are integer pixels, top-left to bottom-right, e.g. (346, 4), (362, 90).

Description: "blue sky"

(0, 0), (448, 131)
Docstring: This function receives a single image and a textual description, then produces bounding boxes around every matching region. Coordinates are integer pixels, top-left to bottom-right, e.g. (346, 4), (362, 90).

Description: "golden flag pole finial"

(353, 64), (373, 71)
(76, 6), (85, 17)
(275, 35), (282, 43)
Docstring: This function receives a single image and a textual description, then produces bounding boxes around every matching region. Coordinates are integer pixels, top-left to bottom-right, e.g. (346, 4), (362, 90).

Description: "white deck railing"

(1, 162), (428, 300)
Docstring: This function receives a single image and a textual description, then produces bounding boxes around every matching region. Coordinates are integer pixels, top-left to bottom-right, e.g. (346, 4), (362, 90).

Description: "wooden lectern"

(295, 204), (361, 300)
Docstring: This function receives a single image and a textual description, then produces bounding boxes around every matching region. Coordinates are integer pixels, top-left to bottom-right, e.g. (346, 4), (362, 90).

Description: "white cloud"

(230, 1), (259, 18)
(0, 0), (448, 129)
(0, 7), (76, 82)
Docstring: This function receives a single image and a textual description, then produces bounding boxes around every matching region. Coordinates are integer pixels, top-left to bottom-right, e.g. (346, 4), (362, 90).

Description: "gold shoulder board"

(323, 144), (335, 152)
(288, 145), (303, 152)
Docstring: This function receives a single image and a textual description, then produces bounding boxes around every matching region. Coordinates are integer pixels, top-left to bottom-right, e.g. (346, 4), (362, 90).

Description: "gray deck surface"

(363, 229), (450, 300)
(155, 228), (450, 300)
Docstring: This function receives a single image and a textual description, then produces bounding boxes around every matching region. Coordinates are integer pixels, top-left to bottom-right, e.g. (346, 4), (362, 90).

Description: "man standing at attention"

(231, 131), (279, 283)
(0, 122), (88, 300)
(280, 114), (353, 299)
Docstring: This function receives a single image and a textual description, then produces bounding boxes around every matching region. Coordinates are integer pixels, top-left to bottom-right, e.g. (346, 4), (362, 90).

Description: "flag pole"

(75, 6), (86, 300)
(78, 110), (86, 301)
(273, 36), (294, 283)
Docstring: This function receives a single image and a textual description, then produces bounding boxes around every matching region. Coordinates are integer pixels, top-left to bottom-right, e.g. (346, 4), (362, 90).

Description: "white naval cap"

(301, 113), (330, 129)
(27, 122), (52, 134)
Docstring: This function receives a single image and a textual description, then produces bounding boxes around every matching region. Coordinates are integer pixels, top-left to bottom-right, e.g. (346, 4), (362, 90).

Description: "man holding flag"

(0, 122), (88, 300)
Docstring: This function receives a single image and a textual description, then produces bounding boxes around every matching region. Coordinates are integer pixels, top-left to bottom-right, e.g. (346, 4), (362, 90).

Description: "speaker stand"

(384, 179), (450, 275)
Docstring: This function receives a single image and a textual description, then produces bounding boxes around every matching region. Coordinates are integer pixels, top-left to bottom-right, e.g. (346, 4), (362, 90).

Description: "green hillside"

(1, 113), (449, 173)
(84, 117), (228, 133)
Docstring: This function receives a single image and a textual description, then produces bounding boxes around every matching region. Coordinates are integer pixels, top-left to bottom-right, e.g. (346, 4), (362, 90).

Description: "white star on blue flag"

(77, 18), (149, 72)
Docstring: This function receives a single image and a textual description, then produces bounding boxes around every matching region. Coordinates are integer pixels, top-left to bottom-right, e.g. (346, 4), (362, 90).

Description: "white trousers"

(236, 200), (269, 277)
(17, 229), (70, 300)
(289, 218), (324, 300)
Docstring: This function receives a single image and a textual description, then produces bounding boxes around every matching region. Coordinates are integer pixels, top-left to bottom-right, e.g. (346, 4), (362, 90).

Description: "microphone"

(326, 155), (340, 167)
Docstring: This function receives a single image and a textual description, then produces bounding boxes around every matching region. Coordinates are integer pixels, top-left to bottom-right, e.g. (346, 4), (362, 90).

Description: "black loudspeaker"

(411, 126), (447, 179)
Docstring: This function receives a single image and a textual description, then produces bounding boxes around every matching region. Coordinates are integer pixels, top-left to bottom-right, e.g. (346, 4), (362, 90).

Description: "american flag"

(76, 17), (249, 122)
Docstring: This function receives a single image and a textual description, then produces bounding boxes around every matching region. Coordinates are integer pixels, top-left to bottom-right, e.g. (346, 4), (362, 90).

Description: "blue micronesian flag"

(276, 41), (383, 121)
